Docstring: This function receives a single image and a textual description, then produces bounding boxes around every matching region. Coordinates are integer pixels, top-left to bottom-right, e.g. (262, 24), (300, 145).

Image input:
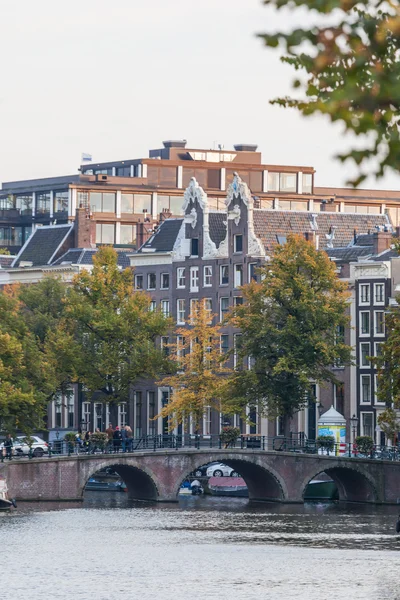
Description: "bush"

(317, 435), (335, 452)
(89, 432), (108, 449)
(219, 426), (240, 446)
(64, 432), (78, 443)
(355, 436), (374, 456)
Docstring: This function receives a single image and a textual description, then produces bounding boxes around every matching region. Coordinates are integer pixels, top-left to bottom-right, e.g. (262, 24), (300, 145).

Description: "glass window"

(190, 267), (199, 292)
(361, 376), (371, 403)
(1, 195), (15, 210)
(83, 401), (91, 431)
(121, 194), (134, 213)
(190, 299), (199, 322)
(95, 403), (103, 431)
(374, 283), (384, 304)
(95, 223), (115, 244)
(204, 265), (213, 287)
(302, 173), (313, 194)
(161, 273), (170, 289)
(177, 299), (185, 325)
(77, 191), (89, 209)
(54, 191), (69, 213)
(116, 166), (130, 177)
(177, 267), (186, 289)
(191, 238), (199, 256)
(55, 395), (62, 428)
(134, 194), (151, 214)
(234, 234), (243, 253)
(147, 273), (156, 290)
(233, 296), (243, 306)
(103, 193), (115, 212)
(16, 194), (33, 215)
(148, 392), (156, 436)
(220, 334), (229, 354)
(120, 224), (137, 246)
(220, 265), (229, 285)
(268, 172), (280, 192)
(280, 173), (297, 193)
(203, 406), (212, 435)
(90, 192), (102, 212)
(249, 263), (258, 282)
(134, 393), (142, 436)
(360, 311), (370, 335)
(375, 342), (383, 358)
(118, 402), (127, 428)
(161, 300), (170, 317)
(170, 196), (184, 215)
(234, 334), (242, 369)
(67, 391), (75, 429)
(135, 274), (143, 290)
(220, 297), (229, 321)
(360, 284), (370, 304)
(375, 311), (385, 335)
(361, 412), (373, 437)
(234, 264), (243, 288)
(161, 337), (169, 357)
(360, 343), (370, 367)
(204, 298), (212, 321)
(149, 301), (156, 312)
(36, 192), (50, 214)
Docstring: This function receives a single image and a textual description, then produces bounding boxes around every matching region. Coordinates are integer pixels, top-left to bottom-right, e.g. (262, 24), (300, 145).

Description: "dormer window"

(234, 234), (243, 253)
(191, 238), (199, 257)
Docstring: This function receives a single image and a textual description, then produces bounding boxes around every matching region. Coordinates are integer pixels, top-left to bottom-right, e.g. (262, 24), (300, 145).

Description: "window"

(161, 337), (169, 356)
(220, 265), (229, 285)
(203, 406), (212, 436)
(234, 234), (243, 253)
(375, 342), (383, 358)
(161, 273), (170, 289)
(360, 311), (370, 335)
(95, 403), (103, 431)
(374, 283), (385, 304)
(220, 334), (229, 354)
(360, 343), (370, 367)
(134, 194), (151, 214)
(234, 264), (243, 288)
(149, 301), (157, 312)
(135, 274), (143, 290)
(375, 311), (385, 335)
(268, 172), (280, 192)
(95, 223), (115, 244)
(67, 391), (74, 428)
(190, 267), (199, 292)
(55, 395), (62, 428)
(361, 412), (373, 437)
(120, 224), (137, 246)
(16, 194), (33, 215)
(276, 416), (284, 436)
(220, 297), (229, 321)
(204, 298), (212, 322)
(190, 299), (198, 322)
(121, 194), (134, 213)
(302, 173), (313, 194)
(54, 191), (69, 213)
(233, 334), (242, 369)
(177, 335), (186, 366)
(280, 173), (297, 193)
(233, 296), (243, 306)
(116, 166), (131, 177)
(147, 273), (156, 290)
(191, 238), (199, 256)
(361, 375), (371, 403)
(90, 192), (116, 213)
(177, 267), (186, 289)
(134, 393), (142, 436)
(359, 284), (370, 304)
(177, 299), (185, 324)
(161, 300), (170, 317)
(204, 265), (213, 287)
(249, 263), (258, 282)
(36, 192), (51, 214)
(148, 391), (156, 436)
(83, 402), (91, 431)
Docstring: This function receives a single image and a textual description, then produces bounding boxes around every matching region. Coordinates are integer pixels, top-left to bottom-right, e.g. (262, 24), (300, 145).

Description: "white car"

(206, 462), (239, 478)
(0, 436), (49, 458)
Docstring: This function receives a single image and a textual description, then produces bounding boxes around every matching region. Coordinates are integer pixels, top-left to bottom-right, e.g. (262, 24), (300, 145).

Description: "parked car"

(206, 462), (239, 478)
(0, 436), (49, 458)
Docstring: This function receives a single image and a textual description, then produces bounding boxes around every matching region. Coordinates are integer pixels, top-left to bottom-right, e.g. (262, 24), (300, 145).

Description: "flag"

(81, 152), (92, 163)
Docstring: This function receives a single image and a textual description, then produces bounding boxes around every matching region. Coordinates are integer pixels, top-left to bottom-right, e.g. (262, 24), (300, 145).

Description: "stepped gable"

(12, 224), (74, 267)
(138, 219), (183, 253)
(253, 210), (390, 252)
(209, 212), (226, 248)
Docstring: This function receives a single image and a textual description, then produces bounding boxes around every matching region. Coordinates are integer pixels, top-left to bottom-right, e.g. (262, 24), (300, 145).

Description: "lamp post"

(350, 414), (359, 444)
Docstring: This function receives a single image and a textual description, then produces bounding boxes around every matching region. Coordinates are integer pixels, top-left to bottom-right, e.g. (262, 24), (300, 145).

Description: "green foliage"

(317, 435), (335, 451)
(219, 426), (241, 446)
(377, 407), (400, 442)
(0, 249), (10, 255)
(89, 431), (108, 448)
(260, 0), (400, 185)
(374, 306), (400, 407)
(64, 432), (78, 443)
(223, 235), (351, 432)
(355, 435), (374, 455)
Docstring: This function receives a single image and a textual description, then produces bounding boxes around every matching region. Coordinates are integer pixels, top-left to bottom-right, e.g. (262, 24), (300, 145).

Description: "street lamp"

(350, 414), (359, 442)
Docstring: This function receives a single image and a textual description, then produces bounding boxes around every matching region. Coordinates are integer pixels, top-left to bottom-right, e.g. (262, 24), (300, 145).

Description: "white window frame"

(248, 263), (258, 282)
(203, 406), (212, 436)
(359, 311), (370, 336)
(149, 300), (156, 312)
(360, 374), (371, 404)
(83, 401), (91, 431)
(161, 299), (170, 317)
(190, 298), (198, 323)
(360, 411), (374, 437)
(203, 265), (213, 287)
(134, 274), (143, 290)
(374, 342), (383, 361)
(220, 297), (229, 322)
(374, 283), (385, 305)
(118, 402), (127, 428)
(147, 272), (156, 290)
(177, 299), (185, 325)
(374, 374), (385, 405)
(359, 283), (370, 305)
(161, 273), (170, 290)
(234, 263), (243, 288)
(190, 266), (199, 293)
(374, 311), (385, 336)
(234, 234), (243, 253)
(220, 264), (229, 286)
(360, 342), (370, 368)
(204, 298), (213, 322)
(177, 267), (186, 289)
(94, 403), (103, 431)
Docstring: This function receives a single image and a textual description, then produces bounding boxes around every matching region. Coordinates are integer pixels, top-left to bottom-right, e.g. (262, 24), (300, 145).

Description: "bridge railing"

(2, 435), (399, 461)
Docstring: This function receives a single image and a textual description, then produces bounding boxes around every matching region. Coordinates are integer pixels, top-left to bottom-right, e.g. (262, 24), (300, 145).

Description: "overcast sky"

(1, 0), (399, 190)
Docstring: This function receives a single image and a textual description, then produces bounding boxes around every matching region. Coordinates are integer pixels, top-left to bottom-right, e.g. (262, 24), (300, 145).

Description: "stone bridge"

(1, 449), (399, 504)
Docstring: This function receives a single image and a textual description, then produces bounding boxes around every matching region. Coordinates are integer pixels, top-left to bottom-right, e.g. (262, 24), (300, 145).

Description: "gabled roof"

(12, 225), (74, 268)
(138, 219), (183, 253)
(53, 248), (131, 268)
(326, 246), (374, 262)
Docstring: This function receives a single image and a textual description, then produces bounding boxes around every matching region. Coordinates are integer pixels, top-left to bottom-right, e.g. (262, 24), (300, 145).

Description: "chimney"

(234, 143), (258, 152)
(320, 198), (336, 212)
(373, 230), (392, 255)
(75, 206), (96, 249)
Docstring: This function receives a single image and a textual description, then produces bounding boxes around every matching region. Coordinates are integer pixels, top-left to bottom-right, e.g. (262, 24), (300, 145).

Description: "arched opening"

(178, 459), (285, 502)
(83, 464), (158, 502)
(303, 467), (377, 504)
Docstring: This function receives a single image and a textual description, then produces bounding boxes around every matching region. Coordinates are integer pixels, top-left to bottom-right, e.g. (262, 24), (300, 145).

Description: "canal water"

(1, 493), (399, 600)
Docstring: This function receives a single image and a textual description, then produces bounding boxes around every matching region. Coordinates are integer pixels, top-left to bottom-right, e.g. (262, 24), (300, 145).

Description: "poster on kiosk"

(317, 406), (346, 456)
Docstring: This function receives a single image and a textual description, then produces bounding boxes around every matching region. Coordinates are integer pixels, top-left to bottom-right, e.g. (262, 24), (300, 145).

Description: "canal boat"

(85, 478), (127, 492)
(0, 477), (15, 511)
(304, 479), (338, 502)
(208, 477), (249, 498)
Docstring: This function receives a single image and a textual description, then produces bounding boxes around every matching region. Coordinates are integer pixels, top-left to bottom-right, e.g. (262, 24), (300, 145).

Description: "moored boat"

(304, 479), (338, 502)
(208, 477), (249, 498)
(85, 478), (127, 492)
(0, 477), (14, 511)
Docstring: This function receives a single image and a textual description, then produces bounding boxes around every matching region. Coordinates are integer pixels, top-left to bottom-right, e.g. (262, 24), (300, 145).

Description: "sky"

(1, 0), (400, 191)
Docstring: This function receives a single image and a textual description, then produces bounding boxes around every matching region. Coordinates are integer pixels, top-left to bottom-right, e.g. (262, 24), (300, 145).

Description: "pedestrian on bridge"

(125, 426), (133, 452)
(4, 435), (13, 460)
(113, 427), (122, 453)
(105, 424), (114, 452)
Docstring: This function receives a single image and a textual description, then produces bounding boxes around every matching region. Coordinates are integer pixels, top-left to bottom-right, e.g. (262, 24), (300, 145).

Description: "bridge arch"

(302, 465), (379, 504)
(81, 460), (159, 501)
(176, 455), (287, 502)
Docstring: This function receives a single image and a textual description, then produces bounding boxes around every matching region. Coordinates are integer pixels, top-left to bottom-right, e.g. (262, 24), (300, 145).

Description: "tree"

(260, 0), (400, 185)
(374, 304), (400, 425)
(223, 235), (351, 435)
(64, 247), (171, 414)
(377, 408), (400, 445)
(156, 300), (232, 430)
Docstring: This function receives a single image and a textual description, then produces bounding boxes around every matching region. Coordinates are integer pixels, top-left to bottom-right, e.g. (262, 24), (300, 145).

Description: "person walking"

(125, 425), (133, 452)
(121, 426), (127, 453)
(113, 426), (122, 453)
(4, 435), (13, 460)
(105, 424), (114, 453)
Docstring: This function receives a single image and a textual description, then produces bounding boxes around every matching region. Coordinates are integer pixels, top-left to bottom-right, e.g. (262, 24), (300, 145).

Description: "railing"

(2, 435), (399, 461)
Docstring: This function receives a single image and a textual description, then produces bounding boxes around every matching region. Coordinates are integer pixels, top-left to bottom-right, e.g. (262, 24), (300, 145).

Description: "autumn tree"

(223, 235), (352, 435)
(260, 0), (400, 185)
(157, 300), (232, 430)
(374, 304), (400, 431)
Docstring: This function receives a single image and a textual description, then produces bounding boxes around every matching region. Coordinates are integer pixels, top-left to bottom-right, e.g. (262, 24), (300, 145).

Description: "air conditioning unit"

(95, 174), (108, 182)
